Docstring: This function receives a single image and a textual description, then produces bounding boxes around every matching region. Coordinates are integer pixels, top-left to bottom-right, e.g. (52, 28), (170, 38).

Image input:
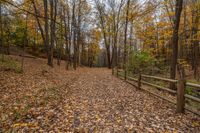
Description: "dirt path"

(0, 56), (200, 132)
(55, 69), (200, 132)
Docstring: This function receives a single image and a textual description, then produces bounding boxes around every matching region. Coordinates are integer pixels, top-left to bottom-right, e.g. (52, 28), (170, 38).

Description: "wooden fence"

(114, 69), (200, 116)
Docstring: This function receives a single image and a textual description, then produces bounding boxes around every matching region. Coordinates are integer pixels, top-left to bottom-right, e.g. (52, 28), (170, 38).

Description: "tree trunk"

(124, 0), (130, 80)
(64, 6), (71, 70)
(192, 0), (200, 80)
(72, 1), (77, 70)
(0, 1), (4, 62)
(32, 0), (46, 50)
(170, 0), (183, 90)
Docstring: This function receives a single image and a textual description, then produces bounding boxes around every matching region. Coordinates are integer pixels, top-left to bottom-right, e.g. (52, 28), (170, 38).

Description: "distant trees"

(0, 0), (103, 69)
(94, 0), (125, 69)
(88, 29), (101, 67)
(0, 0), (199, 82)
(94, 0), (111, 68)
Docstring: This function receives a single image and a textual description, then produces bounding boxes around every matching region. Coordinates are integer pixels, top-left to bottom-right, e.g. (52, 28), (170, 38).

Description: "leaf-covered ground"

(0, 56), (200, 132)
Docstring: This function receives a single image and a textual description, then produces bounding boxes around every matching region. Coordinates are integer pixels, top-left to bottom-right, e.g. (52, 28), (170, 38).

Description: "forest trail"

(0, 56), (200, 132)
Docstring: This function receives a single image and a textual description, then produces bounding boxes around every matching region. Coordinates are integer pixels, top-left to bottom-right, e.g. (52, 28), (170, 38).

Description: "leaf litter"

(0, 56), (200, 132)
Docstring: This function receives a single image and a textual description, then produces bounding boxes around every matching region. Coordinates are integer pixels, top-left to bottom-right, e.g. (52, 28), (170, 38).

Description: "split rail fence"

(113, 68), (200, 116)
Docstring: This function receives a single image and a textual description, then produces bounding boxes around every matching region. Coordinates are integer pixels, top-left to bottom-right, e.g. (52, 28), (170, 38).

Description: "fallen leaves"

(12, 123), (38, 129)
(0, 55), (200, 132)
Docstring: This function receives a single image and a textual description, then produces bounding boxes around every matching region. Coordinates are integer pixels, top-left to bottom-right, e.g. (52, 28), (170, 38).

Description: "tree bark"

(170, 0), (183, 90)
(124, 0), (130, 80)
(0, 1), (4, 61)
(192, 0), (200, 80)
(72, 1), (77, 70)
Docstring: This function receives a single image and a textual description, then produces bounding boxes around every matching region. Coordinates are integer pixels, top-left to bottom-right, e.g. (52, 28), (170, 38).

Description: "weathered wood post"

(176, 64), (186, 113)
(117, 67), (119, 77)
(138, 74), (141, 89)
(124, 69), (127, 81)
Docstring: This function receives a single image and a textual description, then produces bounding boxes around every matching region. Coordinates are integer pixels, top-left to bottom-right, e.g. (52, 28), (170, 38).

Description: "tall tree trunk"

(0, 1), (4, 61)
(124, 0), (130, 80)
(49, 0), (53, 67)
(43, 0), (52, 66)
(77, 0), (82, 66)
(64, 7), (71, 70)
(170, 0), (183, 90)
(192, 0), (200, 80)
(72, 1), (77, 70)
(21, 10), (29, 72)
(48, 0), (57, 67)
(115, 0), (124, 72)
(183, 1), (187, 59)
(57, 7), (63, 66)
(32, 0), (46, 50)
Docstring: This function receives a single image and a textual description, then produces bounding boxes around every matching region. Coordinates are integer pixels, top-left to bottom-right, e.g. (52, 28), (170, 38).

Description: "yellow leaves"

(116, 117), (122, 124)
(129, 12), (138, 20)
(88, 28), (101, 58)
(160, 11), (174, 19)
(146, 30), (154, 36)
(163, 131), (178, 133)
(93, 29), (101, 42)
(12, 123), (38, 129)
(89, 42), (100, 56)
(143, 15), (154, 23)
(96, 114), (101, 122)
(178, 59), (190, 69)
(162, 30), (172, 37)
(192, 121), (200, 127)
(162, 0), (169, 6)
(157, 21), (169, 28)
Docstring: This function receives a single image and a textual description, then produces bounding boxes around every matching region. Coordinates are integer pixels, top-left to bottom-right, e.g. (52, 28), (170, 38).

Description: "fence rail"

(142, 74), (178, 83)
(114, 68), (200, 116)
(186, 82), (200, 89)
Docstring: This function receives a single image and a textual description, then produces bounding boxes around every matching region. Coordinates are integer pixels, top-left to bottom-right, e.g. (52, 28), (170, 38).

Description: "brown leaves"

(0, 55), (200, 132)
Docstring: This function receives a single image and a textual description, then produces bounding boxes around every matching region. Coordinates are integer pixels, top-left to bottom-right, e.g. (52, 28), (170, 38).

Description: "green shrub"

(128, 51), (157, 74)
(0, 55), (22, 73)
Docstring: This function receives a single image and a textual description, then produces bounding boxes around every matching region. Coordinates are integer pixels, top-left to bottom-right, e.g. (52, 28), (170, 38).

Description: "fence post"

(124, 69), (127, 80)
(117, 67), (119, 77)
(176, 64), (186, 113)
(138, 74), (141, 89)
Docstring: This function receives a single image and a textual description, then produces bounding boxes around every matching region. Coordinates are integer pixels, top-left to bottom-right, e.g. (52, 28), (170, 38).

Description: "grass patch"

(187, 79), (200, 84)
(0, 54), (22, 73)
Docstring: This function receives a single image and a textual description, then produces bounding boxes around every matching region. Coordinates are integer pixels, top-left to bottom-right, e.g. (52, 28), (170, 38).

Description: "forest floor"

(0, 55), (200, 132)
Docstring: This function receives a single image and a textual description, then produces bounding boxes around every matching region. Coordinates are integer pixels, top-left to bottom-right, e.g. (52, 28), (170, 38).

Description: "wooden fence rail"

(114, 68), (200, 116)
